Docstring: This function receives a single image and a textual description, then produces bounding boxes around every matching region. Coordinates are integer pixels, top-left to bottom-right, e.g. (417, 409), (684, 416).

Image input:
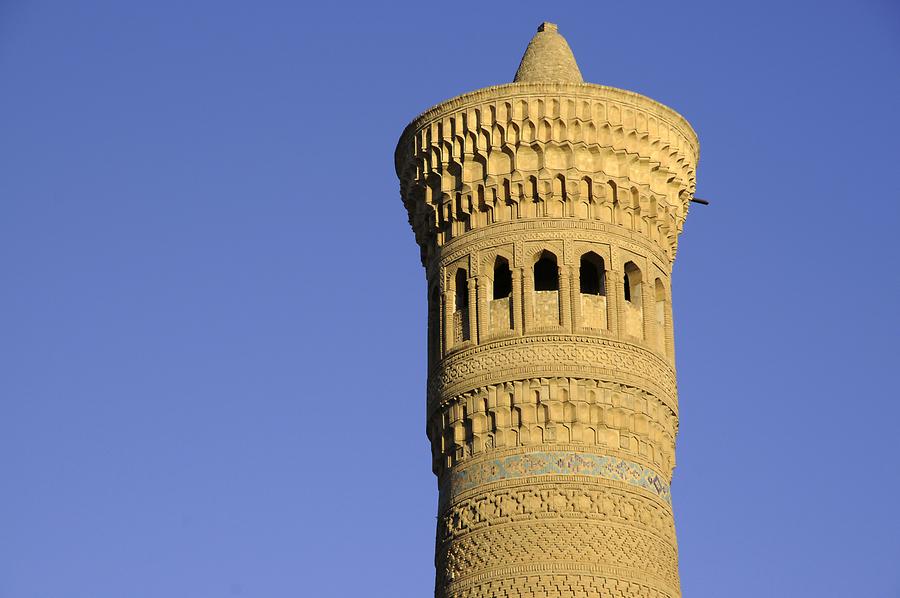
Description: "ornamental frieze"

(429, 335), (677, 413)
(437, 482), (677, 544)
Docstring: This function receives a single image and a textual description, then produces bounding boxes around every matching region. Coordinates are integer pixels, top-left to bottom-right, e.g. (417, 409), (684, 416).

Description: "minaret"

(395, 23), (699, 598)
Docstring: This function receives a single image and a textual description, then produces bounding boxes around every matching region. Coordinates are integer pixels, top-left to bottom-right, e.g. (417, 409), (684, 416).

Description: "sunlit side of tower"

(395, 23), (699, 598)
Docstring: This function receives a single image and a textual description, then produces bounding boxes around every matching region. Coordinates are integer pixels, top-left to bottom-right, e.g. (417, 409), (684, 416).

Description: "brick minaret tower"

(395, 23), (699, 598)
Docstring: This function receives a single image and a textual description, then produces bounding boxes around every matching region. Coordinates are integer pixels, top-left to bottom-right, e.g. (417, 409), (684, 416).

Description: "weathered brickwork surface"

(396, 23), (698, 598)
(581, 294), (607, 329)
(489, 298), (513, 332)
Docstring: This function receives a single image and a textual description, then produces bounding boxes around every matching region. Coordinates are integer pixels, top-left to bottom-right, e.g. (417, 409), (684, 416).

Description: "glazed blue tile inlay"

(445, 451), (671, 504)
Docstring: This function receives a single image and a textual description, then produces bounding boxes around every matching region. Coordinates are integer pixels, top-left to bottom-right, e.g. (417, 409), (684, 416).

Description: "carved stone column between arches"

(665, 298), (676, 363)
(475, 275), (488, 344)
(570, 265), (582, 331)
(511, 268), (523, 333)
(443, 288), (454, 352)
(607, 269), (622, 338)
(436, 284), (446, 361)
(467, 275), (479, 345)
(642, 271), (657, 351)
(522, 267), (534, 334)
(559, 268), (572, 330)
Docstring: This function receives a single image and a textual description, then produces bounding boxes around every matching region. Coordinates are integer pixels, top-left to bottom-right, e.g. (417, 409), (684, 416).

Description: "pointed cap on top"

(513, 22), (584, 84)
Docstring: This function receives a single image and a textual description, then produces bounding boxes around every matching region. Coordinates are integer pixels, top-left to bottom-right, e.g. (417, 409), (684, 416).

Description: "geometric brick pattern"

(448, 574), (678, 598)
(439, 520), (680, 594)
(438, 482), (676, 544)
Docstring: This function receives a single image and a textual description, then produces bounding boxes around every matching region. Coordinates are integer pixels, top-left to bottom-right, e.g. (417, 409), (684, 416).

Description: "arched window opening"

(655, 279), (667, 355)
(489, 257), (514, 333)
(453, 268), (470, 342)
(579, 253), (605, 295)
(534, 252), (559, 291)
(455, 269), (468, 311)
(533, 251), (560, 327)
(493, 258), (512, 299)
(580, 252), (608, 330)
(623, 262), (644, 339)
(623, 262), (642, 306)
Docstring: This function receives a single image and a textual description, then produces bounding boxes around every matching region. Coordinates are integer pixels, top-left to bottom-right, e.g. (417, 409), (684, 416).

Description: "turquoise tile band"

(444, 451), (671, 505)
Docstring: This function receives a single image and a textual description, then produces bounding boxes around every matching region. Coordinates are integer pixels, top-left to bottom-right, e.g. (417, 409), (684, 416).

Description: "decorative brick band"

(444, 450), (671, 504)
(430, 334), (677, 414)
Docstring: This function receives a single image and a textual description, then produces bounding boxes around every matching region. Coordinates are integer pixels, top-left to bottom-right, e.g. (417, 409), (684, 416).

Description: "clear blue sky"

(1, 1), (898, 596)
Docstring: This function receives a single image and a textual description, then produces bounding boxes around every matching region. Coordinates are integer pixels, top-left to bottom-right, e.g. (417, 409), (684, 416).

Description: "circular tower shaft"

(395, 25), (699, 598)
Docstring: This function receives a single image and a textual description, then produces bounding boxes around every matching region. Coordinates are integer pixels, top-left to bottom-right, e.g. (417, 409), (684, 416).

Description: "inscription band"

(444, 450), (672, 505)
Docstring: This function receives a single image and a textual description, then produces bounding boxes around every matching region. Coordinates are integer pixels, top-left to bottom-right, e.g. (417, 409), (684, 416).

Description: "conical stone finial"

(513, 22), (584, 84)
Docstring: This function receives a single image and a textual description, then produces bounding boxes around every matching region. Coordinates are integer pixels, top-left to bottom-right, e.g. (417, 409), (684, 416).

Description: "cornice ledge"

(396, 82), (699, 171)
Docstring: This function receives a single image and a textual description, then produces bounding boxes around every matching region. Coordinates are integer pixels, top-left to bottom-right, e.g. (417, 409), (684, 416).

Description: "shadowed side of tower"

(395, 23), (699, 598)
